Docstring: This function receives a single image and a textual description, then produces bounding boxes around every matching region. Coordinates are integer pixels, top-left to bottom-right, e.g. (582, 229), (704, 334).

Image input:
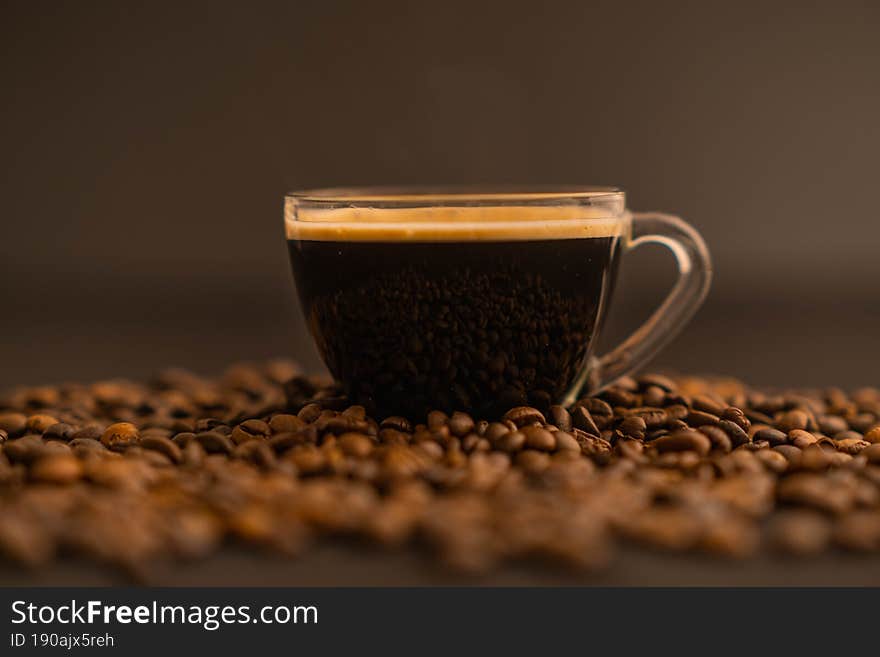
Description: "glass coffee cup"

(285, 186), (711, 419)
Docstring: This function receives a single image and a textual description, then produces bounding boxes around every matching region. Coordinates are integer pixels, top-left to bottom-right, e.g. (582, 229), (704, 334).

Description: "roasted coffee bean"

(43, 422), (75, 442)
(168, 416), (196, 431)
(652, 431), (711, 456)
(645, 428), (670, 442)
(516, 449), (551, 473)
(233, 440), (277, 468)
(571, 406), (600, 436)
(503, 407), (545, 428)
(817, 415), (849, 436)
(320, 415), (369, 435)
(664, 404), (689, 422)
(789, 429), (818, 449)
(836, 437), (870, 455)
(721, 407), (751, 432)
(618, 507), (703, 551)
(171, 441), (202, 468)
(699, 425), (732, 453)
(615, 438), (646, 463)
(460, 434), (481, 453)
(381, 416), (413, 433)
(850, 414), (878, 433)
(69, 425), (104, 441)
(549, 406), (572, 432)
(638, 374), (677, 392)
(69, 437), (105, 452)
(268, 429), (313, 452)
(576, 397), (613, 421)
(26, 414), (60, 434)
(834, 430), (863, 443)
(601, 388), (638, 408)
(692, 394), (725, 416)
(268, 414), (305, 433)
(862, 444), (880, 464)
(744, 408), (775, 425)
(739, 440), (769, 451)
(618, 416), (647, 439)
(773, 445), (803, 469)
(416, 440), (444, 461)
(194, 418), (227, 432)
(497, 431), (526, 453)
(264, 360), (300, 386)
(718, 419), (750, 447)
(777, 410), (809, 433)
(0, 412), (27, 437)
(129, 446), (172, 468)
(657, 450), (703, 470)
(140, 427), (172, 440)
(829, 452), (855, 468)
(100, 422), (140, 449)
(865, 426), (880, 444)
(663, 392), (690, 407)
(443, 446), (467, 470)
(426, 410), (449, 432)
(754, 428), (788, 447)
(342, 405), (367, 421)
(286, 444), (326, 474)
(474, 437), (492, 453)
(701, 515), (760, 558)
(140, 435), (183, 464)
(29, 454), (83, 484)
(195, 431), (234, 454)
(3, 437), (41, 464)
(574, 431), (612, 461)
(448, 412), (475, 438)
(642, 386), (667, 408)
(379, 428), (411, 445)
(685, 410), (720, 427)
(753, 449), (788, 473)
(767, 511), (831, 556)
(777, 474), (853, 514)
(630, 407), (667, 428)
(338, 432), (374, 458)
(297, 403), (322, 423)
(522, 426), (555, 451)
(483, 422), (511, 444)
(833, 511), (880, 551)
(231, 419), (271, 445)
(172, 431), (197, 447)
(553, 431), (581, 452)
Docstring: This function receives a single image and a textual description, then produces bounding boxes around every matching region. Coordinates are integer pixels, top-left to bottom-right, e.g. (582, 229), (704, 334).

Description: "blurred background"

(2, 0), (878, 390)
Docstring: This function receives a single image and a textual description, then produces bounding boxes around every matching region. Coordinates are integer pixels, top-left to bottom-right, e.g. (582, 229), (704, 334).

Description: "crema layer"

(285, 206), (626, 241)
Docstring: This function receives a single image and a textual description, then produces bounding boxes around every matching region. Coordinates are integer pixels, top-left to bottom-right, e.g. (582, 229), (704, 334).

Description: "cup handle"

(571, 211), (712, 399)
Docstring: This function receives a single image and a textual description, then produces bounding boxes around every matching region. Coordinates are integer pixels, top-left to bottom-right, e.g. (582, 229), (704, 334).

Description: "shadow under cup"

(286, 188), (627, 419)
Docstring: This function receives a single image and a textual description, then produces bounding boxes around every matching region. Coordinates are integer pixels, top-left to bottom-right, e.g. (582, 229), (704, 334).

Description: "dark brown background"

(2, 0), (879, 390)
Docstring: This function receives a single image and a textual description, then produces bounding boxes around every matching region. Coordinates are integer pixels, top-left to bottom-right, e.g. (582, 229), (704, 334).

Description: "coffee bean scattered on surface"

(1, 361), (879, 576)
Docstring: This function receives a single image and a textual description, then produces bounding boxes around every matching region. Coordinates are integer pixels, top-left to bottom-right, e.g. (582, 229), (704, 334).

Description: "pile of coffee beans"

(2, 362), (880, 576)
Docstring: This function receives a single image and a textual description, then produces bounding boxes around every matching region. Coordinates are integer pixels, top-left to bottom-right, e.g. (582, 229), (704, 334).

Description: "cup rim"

(286, 185), (623, 205)
(285, 186), (627, 241)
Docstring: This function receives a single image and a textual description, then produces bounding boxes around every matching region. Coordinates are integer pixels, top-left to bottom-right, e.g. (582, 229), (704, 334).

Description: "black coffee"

(288, 229), (621, 419)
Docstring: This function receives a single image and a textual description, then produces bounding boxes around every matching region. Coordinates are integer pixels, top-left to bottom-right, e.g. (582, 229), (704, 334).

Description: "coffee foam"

(285, 206), (626, 241)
